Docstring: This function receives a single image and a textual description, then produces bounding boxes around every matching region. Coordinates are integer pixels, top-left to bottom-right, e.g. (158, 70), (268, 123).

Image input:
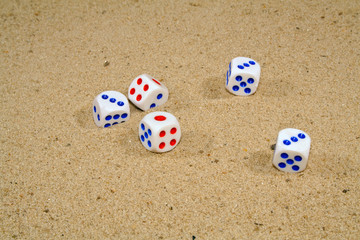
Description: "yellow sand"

(1, 0), (359, 239)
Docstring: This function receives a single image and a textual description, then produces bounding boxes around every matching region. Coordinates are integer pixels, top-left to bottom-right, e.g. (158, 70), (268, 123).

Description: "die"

(272, 128), (311, 173)
(92, 91), (130, 128)
(128, 74), (169, 111)
(226, 57), (261, 96)
(138, 111), (181, 153)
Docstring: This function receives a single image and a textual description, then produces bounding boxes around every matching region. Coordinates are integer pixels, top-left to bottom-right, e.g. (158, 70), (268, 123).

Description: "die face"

(273, 150), (307, 172)
(139, 121), (154, 150)
(154, 124), (181, 152)
(273, 128), (311, 173)
(92, 91), (130, 128)
(227, 72), (258, 96)
(277, 128), (311, 152)
(139, 111), (181, 153)
(128, 74), (169, 111)
(226, 57), (260, 96)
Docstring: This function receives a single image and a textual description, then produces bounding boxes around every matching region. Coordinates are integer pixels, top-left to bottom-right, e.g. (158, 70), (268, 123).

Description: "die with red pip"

(139, 111), (181, 153)
(128, 74), (169, 111)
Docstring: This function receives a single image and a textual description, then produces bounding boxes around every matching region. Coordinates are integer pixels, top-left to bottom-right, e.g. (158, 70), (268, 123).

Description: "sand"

(1, 0), (359, 239)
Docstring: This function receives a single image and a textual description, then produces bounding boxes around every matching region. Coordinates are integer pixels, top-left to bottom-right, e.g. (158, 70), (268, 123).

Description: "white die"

(128, 74), (169, 111)
(226, 57), (261, 96)
(92, 91), (130, 128)
(272, 128), (311, 173)
(139, 111), (181, 153)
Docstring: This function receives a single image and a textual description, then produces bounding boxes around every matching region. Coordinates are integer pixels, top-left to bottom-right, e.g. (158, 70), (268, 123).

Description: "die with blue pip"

(92, 91), (130, 128)
(273, 128), (311, 173)
(226, 57), (261, 96)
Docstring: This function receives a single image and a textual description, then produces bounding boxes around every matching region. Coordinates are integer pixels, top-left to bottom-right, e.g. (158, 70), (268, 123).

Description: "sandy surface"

(1, 0), (359, 239)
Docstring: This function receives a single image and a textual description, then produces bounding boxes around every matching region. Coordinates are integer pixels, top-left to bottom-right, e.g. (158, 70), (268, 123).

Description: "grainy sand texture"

(1, 0), (359, 239)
